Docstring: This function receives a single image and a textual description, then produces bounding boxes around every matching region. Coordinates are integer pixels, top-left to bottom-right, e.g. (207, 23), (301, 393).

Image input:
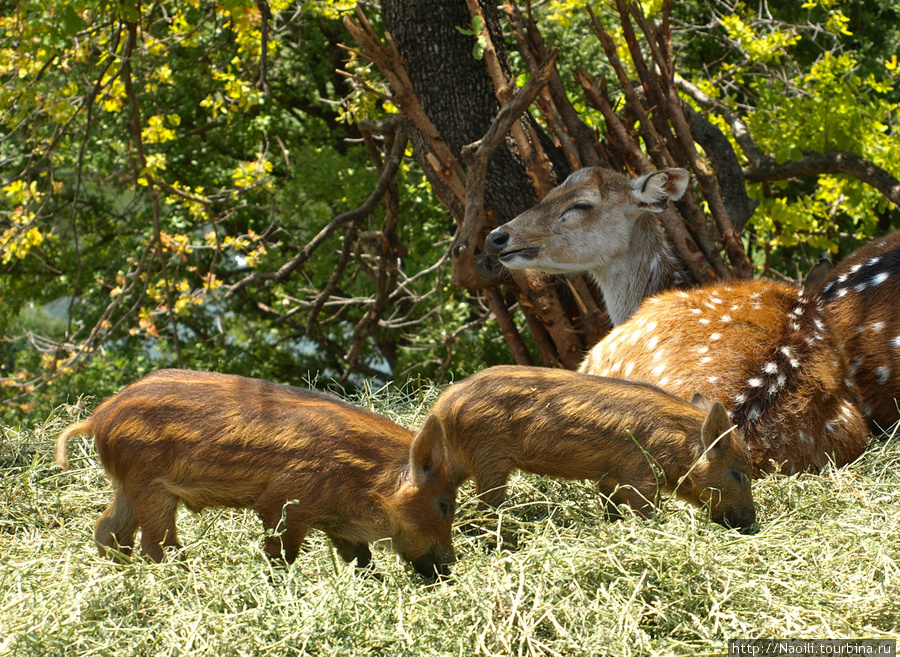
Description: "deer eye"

(560, 203), (592, 223)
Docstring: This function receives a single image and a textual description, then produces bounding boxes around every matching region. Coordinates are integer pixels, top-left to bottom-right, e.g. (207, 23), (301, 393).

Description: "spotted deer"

(819, 229), (900, 432)
(56, 369), (456, 578)
(417, 365), (756, 530)
(484, 167), (691, 326)
(580, 280), (869, 475)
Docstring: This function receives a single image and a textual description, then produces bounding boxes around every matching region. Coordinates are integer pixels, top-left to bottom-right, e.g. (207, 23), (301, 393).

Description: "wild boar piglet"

(418, 365), (756, 530)
(56, 369), (457, 578)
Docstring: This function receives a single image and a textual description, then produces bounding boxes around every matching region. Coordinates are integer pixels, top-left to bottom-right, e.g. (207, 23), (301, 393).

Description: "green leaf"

(60, 5), (85, 38)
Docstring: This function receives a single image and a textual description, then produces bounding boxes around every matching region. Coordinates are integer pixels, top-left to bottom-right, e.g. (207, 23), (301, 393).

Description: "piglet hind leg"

(330, 537), (372, 569)
(258, 501), (310, 565)
(93, 488), (139, 561)
(127, 481), (183, 562)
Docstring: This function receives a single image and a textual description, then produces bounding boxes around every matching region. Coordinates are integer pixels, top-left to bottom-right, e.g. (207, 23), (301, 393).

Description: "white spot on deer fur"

(763, 362), (778, 374)
(790, 306), (804, 317)
(799, 431), (809, 443)
(868, 256), (882, 266)
(651, 363), (666, 377)
(814, 319), (826, 332)
(748, 378), (763, 387)
(871, 272), (889, 286)
(600, 368), (610, 376)
(721, 315), (732, 322)
(778, 374), (786, 387)
(871, 321), (885, 332)
(835, 288), (848, 298)
(893, 336), (900, 349)
(825, 420), (837, 433)
(840, 404), (854, 419)
(647, 336), (658, 350)
(849, 357), (863, 376)
(690, 308), (701, 315)
(652, 349), (665, 361)
(710, 296), (722, 305)
(697, 346), (709, 354)
(850, 263), (863, 273)
(864, 404), (873, 418)
(876, 366), (891, 384)
(700, 357), (712, 364)
(748, 406), (763, 421)
(658, 377), (669, 387)
(646, 321), (657, 332)
(710, 333), (721, 341)
(837, 274), (849, 283)
(791, 322), (801, 331)
(735, 393), (747, 405)
(611, 361), (621, 373)
(844, 378), (855, 389)
(855, 282), (868, 293)
(699, 318), (711, 325)
(708, 376), (718, 383)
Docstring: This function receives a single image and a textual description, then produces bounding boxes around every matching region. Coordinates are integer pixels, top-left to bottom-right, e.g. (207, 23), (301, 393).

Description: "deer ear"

(409, 413), (447, 486)
(804, 258), (833, 295)
(632, 169), (690, 211)
(700, 401), (735, 455)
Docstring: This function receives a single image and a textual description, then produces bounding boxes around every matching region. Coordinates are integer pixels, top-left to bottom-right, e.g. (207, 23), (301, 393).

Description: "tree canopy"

(2, 0), (899, 421)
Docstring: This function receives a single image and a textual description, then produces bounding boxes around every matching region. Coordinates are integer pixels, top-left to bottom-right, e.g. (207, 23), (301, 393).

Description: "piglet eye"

(436, 497), (454, 519)
(732, 469), (748, 485)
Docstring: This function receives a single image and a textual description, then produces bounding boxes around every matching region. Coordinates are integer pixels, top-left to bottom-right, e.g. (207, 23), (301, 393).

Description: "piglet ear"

(700, 401), (735, 456)
(690, 391), (709, 410)
(631, 168), (690, 212)
(409, 413), (446, 486)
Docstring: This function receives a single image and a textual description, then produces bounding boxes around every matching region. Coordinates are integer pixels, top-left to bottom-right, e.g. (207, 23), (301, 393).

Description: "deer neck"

(588, 214), (683, 326)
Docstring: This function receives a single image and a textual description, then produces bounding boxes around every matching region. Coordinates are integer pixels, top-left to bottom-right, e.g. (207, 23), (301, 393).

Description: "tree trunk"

(381, 0), (601, 368)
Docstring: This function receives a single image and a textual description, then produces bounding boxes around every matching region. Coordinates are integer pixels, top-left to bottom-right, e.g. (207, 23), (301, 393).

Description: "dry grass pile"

(1, 384), (899, 656)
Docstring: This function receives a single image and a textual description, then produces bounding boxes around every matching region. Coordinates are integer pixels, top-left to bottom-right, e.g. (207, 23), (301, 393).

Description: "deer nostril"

(486, 230), (509, 253)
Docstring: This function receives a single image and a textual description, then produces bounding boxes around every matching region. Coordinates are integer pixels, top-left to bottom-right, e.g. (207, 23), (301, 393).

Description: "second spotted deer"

(819, 229), (900, 432)
(417, 365), (756, 530)
(580, 280), (869, 475)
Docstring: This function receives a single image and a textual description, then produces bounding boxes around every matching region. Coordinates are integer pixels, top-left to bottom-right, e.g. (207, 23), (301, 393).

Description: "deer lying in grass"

(56, 369), (457, 579)
(417, 365), (756, 530)
(580, 280), (869, 475)
(485, 166), (870, 473)
(484, 167), (691, 326)
(819, 228), (900, 432)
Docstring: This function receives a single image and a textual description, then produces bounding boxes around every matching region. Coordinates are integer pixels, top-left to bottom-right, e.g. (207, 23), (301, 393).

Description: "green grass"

(2, 385), (899, 656)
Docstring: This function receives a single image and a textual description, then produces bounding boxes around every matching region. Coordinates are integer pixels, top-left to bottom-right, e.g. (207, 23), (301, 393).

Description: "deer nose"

(485, 229), (509, 254)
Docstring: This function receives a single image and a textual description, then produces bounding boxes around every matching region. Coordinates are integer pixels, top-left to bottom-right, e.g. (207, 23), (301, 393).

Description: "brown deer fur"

(580, 280), (869, 475)
(819, 229), (900, 432)
(55, 369), (456, 578)
(484, 167), (691, 326)
(417, 365), (756, 530)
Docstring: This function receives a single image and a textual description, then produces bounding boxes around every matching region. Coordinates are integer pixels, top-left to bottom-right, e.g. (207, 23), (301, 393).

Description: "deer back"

(819, 229), (900, 432)
(580, 280), (869, 474)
